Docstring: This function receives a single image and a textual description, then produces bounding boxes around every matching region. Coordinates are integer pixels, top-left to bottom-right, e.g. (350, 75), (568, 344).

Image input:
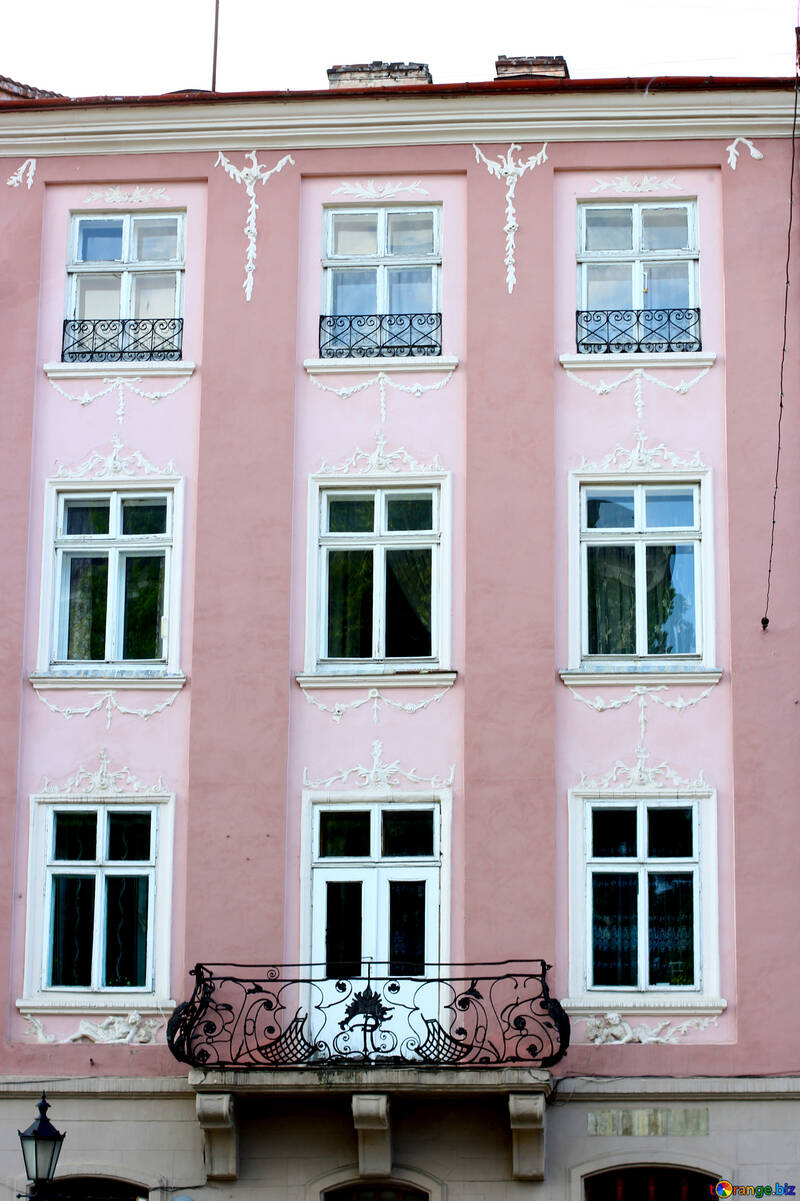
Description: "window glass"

(585, 490), (635, 529)
(592, 808), (637, 857)
(592, 873), (638, 986)
(386, 496), (433, 531)
(389, 880), (426, 975)
(325, 881), (362, 977)
(644, 261), (691, 309)
(51, 876), (95, 986)
(76, 274), (122, 320)
(648, 873), (694, 985)
(66, 557), (109, 660)
(645, 490), (694, 528)
(132, 217), (179, 261)
(328, 497), (374, 533)
(331, 268), (377, 316)
(642, 207), (689, 251)
(382, 810), (434, 857)
(54, 812), (97, 860)
(587, 545), (636, 655)
(385, 548), (432, 657)
(131, 273), (177, 318)
(121, 499), (168, 536)
(388, 212), (435, 255)
(78, 221), (123, 261)
(319, 812), (371, 857)
(585, 263), (633, 310)
(645, 544), (696, 654)
(647, 808), (693, 858)
(65, 499), (110, 536)
(104, 876), (148, 986)
(108, 813), (152, 860)
(332, 213), (378, 256)
(122, 555), (165, 660)
(327, 550), (373, 657)
(585, 208), (633, 251)
(387, 267), (434, 313)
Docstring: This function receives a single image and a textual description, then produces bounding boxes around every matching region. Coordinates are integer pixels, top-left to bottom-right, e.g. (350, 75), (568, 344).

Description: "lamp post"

(18, 1093), (65, 1199)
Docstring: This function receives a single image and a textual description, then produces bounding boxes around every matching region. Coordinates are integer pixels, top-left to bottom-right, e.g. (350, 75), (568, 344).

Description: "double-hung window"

(576, 201), (700, 353)
(320, 207), (441, 357)
(63, 212), (184, 362)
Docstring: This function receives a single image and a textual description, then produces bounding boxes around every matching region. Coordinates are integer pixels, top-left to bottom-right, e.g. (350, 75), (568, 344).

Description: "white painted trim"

(17, 999), (176, 1014)
(304, 355), (458, 376)
(44, 361), (195, 379)
(563, 997), (726, 1016)
(297, 670), (456, 689)
(560, 669), (722, 687)
(560, 351), (716, 371)
(30, 673), (186, 691)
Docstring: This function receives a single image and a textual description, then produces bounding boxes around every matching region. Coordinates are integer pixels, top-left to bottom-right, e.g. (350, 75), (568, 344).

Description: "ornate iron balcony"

(576, 308), (701, 354)
(62, 317), (184, 363)
(167, 960), (569, 1069)
(319, 313), (442, 358)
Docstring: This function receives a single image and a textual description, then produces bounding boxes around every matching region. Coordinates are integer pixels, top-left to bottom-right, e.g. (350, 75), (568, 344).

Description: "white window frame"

(65, 211), (185, 323)
(21, 789), (174, 1010)
(321, 206), (442, 315)
(566, 788), (722, 1014)
(37, 478), (183, 677)
(567, 471), (715, 672)
(304, 472), (451, 675)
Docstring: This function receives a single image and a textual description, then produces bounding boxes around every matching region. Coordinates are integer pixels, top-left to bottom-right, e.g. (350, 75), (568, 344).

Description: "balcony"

(319, 313), (442, 358)
(576, 308), (701, 354)
(62, 317), (184, 363)
(167, 960), (570, 1070)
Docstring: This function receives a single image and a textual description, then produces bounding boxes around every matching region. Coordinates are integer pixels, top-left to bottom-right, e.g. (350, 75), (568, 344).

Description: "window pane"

(328, 497), (374, 532)
(319, 812), (371, 857)
(388, 212), (435, 255)
(389, 881), (426, 975)
(67, 557), (108, 660)
(122, 555), (165, 660)
(648, 808), (693, 858)
(648, 873), (694, 985)
(54, 812), (97, 861)
(78, 220), (123, 261)
(65, 499), (109, 535)
(642, 207), (689, 251)
(592, 809), (637, 857)
(646, 544), (696, 654)
(325, 881), (362, 978)
(131, 272), (177, 317)
(385, 548), (431, 657)
(327, 550), (373, 657)
(382, 811), (434, 857)
(592, 873), (638, 986)
(645, 490), (694, 528)
(585, 490), (635, 529)
(76, 274), (122, 319)
(51, 875), (95, 986)
(122, 498), (167, 535)
(585, 208), (633, 251)
(331, 268), (377, 315)
(386, 496), (433, 531)
(387, 267), (434, 313)
(332, 214), (378, 256)
(585, 264), (633, 310)
(644, 261), (691, 309)
(133, 217), (179, 261)
(586, 545), (636, 655)
(108, 813), (152, 861)
(104, 876), (148, 987)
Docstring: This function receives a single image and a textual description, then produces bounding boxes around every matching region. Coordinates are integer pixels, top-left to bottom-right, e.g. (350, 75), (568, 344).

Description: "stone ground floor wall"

(0, 1077), (798, 1200)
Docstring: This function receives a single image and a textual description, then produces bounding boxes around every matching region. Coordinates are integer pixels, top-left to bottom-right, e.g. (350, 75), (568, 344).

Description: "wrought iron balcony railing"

(167, 960), (570, 1070)
(62, 317), (184, 363)
(576, 308), (701, 354)
(319, 313), (442, 358)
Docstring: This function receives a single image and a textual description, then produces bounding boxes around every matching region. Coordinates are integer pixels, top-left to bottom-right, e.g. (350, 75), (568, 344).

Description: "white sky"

(5, 0), (799, 98)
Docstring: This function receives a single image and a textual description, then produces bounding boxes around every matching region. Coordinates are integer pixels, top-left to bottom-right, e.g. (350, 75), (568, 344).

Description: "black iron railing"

(62, 318), (184, 363)
(167, 960), (569, 1069)
(576, 308), (701, 354)
(319, 313), (442, 358)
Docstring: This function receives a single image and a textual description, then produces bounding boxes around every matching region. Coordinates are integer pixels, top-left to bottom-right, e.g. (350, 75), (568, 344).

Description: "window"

(576, 201), (700, 352)
(320, 207), (441, 357)
(580, 483), (701, 659)
(63, 212), (184, 362)
(46, 488), (176, 670)
(312, 483), (447, 672)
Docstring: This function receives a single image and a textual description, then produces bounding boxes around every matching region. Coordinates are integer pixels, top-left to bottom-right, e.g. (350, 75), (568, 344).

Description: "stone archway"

(584, 1165), (718, 1201)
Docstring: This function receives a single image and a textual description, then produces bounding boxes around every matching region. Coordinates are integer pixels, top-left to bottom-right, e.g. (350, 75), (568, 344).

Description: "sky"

(4, 0), (800, 99)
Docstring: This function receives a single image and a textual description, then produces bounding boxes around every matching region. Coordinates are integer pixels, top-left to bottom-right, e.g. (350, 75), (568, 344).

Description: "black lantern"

(19, 1093), (65, 1191)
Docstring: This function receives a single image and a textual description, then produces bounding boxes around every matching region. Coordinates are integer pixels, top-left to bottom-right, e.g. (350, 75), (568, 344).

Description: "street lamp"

(18, 1093), (65, 1196)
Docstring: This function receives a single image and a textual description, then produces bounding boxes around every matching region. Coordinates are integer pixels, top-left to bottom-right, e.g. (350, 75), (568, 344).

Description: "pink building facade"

(0, 63), (798, 1200)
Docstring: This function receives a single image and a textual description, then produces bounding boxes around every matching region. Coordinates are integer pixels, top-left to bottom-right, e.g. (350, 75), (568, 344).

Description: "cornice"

(0, 91), (795, 157)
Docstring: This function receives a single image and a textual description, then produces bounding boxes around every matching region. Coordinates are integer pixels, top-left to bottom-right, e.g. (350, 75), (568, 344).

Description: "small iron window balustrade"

(62, 317), (184, 363)
(167, 959), (570, 1069)
(319, 313), (442, 358)
(576, 308), (701, 354)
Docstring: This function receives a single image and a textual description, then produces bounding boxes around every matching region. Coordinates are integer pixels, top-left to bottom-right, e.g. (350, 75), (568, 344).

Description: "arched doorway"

(47, 1179), (146, 1201)
(585, 1166), (718, 1200)
(325, 1189), (427, 1201)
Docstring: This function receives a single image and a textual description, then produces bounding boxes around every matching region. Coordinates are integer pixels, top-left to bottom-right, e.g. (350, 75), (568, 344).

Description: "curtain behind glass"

(587, 545), (635, 654)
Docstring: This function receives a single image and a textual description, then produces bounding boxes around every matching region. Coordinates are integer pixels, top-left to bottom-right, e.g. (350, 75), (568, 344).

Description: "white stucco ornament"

(48, 374), (190, 425)
(473, 142), (548, 293)
(563, 364), (711, 420)
(24, 1012), (163, 1045)
(40, 747), (168, 796)
(6, 158), (36, 189)
(331, 179), (429, 200)
(308, 367), (453, 424)
(318, 431), (443, 475)
(302, 683), (453, 725)
(725, 137), (764, 170)
(215, 150), (295, 300)
(35, 688), (181, 730)
(578, 427), (705, 472)
(54, 435), (177, 480)
(590, 175), (681, 195)
(83, 185), (171, 205)
(581, 1011), (717, 1045)
(304, 739), (454, 789)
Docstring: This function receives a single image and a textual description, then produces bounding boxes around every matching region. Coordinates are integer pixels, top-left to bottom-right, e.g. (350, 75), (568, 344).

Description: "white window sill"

(559, 351), (716, 371)
(304, 356), (458, 376)
(43, 361), (196, 380)
(30, 671), (186, 692)
(560, 667), (722, 687)
(564, 995), (727, 1018)
(297, 670), (456, 690)
(18, 997), (176, 1014)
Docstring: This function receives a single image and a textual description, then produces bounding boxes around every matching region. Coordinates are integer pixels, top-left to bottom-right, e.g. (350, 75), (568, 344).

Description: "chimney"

(327, 61), (433, 89)
(494, 55), (569, 80)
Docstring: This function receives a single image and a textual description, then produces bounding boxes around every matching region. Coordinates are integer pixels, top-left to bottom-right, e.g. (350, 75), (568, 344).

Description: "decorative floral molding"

(563, 364), (711, 420)
(302, 683), (453, 724)
(40, 748), (168, 796)
(47, 374), (190, 425)
(589, 175), (681, 195)
(83, 185), (171, 205)
(473, 142), (548, 294)
(331, 179), (429, 200)
(304, 738), (454, 790)
(308, 367), (453, 424)
(318, 431), (443, 476)
(580, 1011), (718, 1045)
(54, 435), (177, 481)
(726, 136), (764, 170)
(35, 688), (181, 730)
(215, 150), (295, 301)
(578, 427), (705, 472)
(24, 1012), (164, 1045)
(6, 158), (36, 189)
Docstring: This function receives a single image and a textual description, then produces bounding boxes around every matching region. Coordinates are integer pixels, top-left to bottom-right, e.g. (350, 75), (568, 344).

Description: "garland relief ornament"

(215, 150), (295, 301)
(472, 142), (548, 294)
(6, 158), (36, 189)
(725, 137), (764, 170)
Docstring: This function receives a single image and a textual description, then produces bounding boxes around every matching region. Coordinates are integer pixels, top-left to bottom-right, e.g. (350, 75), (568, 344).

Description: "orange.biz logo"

(711, 1185), (796, 1198)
